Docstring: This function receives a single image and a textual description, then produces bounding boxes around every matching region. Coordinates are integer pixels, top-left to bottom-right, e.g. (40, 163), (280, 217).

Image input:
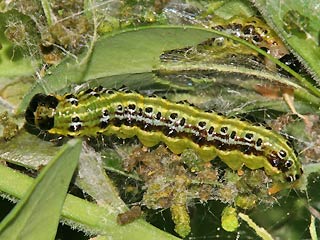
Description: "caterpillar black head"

(25, 93), (59, 131)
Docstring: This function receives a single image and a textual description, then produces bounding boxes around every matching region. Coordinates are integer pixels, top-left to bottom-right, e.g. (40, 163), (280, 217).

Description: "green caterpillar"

(25, 86), (303, 186)
(210, 16), (289, 59)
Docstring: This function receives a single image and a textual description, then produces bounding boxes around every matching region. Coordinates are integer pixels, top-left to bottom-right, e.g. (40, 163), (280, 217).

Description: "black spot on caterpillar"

(25, 86), (303, 186)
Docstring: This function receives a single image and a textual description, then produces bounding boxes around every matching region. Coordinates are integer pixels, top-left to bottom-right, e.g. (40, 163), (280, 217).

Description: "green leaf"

(0, 151), (180, 240)
(252, 0), (320, 82)
(17, 25), (218, 114)
(0, 138), (82, 240)
(17, 24), (320, 117)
